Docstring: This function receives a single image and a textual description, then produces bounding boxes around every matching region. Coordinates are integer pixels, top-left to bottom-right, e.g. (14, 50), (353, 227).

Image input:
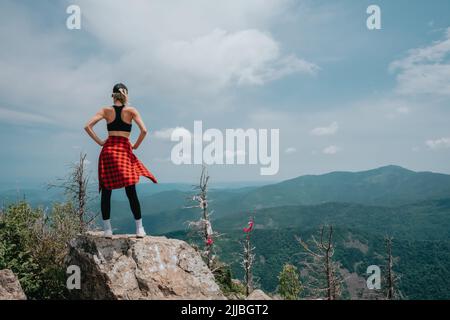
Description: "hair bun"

(113, 83), (128, 94)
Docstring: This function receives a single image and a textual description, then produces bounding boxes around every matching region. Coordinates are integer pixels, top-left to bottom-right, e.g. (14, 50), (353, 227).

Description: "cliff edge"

(66, 232), (225, 300)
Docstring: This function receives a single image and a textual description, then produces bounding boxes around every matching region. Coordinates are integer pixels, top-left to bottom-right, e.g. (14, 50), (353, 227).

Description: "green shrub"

(0, 200), (81, 299)
(212, 260), (246, 298)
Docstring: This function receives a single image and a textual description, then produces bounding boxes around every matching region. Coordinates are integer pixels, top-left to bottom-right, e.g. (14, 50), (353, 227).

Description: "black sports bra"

(107, 105), (132, 132)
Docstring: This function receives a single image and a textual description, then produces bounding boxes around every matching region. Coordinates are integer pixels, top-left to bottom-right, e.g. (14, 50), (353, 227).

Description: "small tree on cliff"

(297, 225), (343, 300)
(47, 152), (97, 233)
(277, 263), (302, 300)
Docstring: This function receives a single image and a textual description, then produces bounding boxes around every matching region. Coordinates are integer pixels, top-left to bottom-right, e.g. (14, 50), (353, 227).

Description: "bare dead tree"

(297, 225), (343, 300)
(185, 165), (221, 269)
(240, 217), (255, 296)
(47, 152), (97, 233)
(384, 236), (402, 300)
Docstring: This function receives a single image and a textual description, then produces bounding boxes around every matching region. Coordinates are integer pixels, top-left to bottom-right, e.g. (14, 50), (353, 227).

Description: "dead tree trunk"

(324, 226), (334, 300)
(241, 218), (255, 296)
(385, 236), (396, 300)
(47, 152), (95, 233)
(297, 225), (342, 300)
(75, 153), (87, 232)
(186, 165), (217, 269)
(199, 168), (213, 266)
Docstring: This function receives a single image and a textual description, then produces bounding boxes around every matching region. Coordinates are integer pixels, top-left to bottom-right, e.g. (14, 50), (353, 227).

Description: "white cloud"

(386, 105), (410, 119)
(248, 110), (293, 125)
(285, 147), (296, 154)
(426, 137), (450, 150)
(322, 145), (340, 155)
(154, 126), (206, 142)
(0, 5), (113, 127)
(389, 27), (450, 96)
(0, 107), (55, 125)
(77, 0), (317, 95)
(153, 28), (318, 90)
(0, 0), (318, 127)
(153, 157), (172, 163)
(153, 128), (179, 140)
(310, 121), (338, 136)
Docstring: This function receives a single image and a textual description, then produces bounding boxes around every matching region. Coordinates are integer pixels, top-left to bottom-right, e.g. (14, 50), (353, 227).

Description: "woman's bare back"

(105, 105), (134, 137)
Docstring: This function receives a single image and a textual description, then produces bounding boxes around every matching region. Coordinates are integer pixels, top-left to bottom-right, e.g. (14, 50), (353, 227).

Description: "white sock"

(103, 219), (112, 231)
(135, 218), (144, 230)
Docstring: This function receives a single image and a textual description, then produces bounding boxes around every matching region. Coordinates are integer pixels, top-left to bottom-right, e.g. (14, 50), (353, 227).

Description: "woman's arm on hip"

(130, 107), (148, 149)
(84, 107), (106, 146)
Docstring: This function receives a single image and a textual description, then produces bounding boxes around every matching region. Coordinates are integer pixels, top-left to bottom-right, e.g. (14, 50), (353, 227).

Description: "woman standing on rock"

(84, 83), (158, 238)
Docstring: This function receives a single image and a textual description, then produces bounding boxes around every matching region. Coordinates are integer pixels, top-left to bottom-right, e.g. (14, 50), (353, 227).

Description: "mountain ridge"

(235, 165), (450, 208)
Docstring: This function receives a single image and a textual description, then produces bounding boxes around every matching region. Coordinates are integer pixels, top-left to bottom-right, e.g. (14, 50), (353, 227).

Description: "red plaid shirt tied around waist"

(98, 136), (157, 193)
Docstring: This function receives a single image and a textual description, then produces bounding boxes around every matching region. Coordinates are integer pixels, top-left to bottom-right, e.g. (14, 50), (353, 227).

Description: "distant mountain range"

(234, 165), (450, 208)
(102, 165), (450, 235)
(4, 165), (450, 234)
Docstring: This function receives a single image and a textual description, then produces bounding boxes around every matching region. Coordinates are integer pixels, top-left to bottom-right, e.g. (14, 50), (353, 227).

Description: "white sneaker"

(136, 227), (146, 238)
(103, 219), (113, 238)
(104, 229), (113, 239)
(135, 218), (146, 238)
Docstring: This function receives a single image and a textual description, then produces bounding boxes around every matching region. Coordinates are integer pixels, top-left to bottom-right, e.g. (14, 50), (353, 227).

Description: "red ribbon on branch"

(243, 219), (254, 233)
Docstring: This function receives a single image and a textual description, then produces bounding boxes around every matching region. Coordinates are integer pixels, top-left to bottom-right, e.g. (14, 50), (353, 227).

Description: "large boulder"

(246, 289), (272, 300)
(66, 232), (225, 300)
(0, 269), (26, 300)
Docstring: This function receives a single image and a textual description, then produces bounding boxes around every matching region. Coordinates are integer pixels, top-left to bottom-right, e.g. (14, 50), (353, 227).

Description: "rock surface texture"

(66, 232), (225, 300)
(246, 289), (272, 300)
(0, 269), (26, 300)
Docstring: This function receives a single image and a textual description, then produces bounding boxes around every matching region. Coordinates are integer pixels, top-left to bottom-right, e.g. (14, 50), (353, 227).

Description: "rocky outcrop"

(66, 232), (225, 300)
(246, 289), (272, 300)
(0, 269), (26, 300)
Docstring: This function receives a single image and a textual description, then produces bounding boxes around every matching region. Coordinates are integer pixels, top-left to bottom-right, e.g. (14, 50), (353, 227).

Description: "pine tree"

(277, 263), (302, 300)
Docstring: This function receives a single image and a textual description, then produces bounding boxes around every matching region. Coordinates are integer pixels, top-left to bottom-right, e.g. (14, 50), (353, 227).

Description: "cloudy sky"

(1, 0), (450, 189)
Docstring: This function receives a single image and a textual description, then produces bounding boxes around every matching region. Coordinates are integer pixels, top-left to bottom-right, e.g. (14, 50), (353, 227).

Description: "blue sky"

(1, 0), (450, 189)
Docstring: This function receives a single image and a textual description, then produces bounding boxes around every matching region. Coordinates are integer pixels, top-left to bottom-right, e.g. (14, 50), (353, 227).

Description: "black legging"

(101, 184), (142, 220)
